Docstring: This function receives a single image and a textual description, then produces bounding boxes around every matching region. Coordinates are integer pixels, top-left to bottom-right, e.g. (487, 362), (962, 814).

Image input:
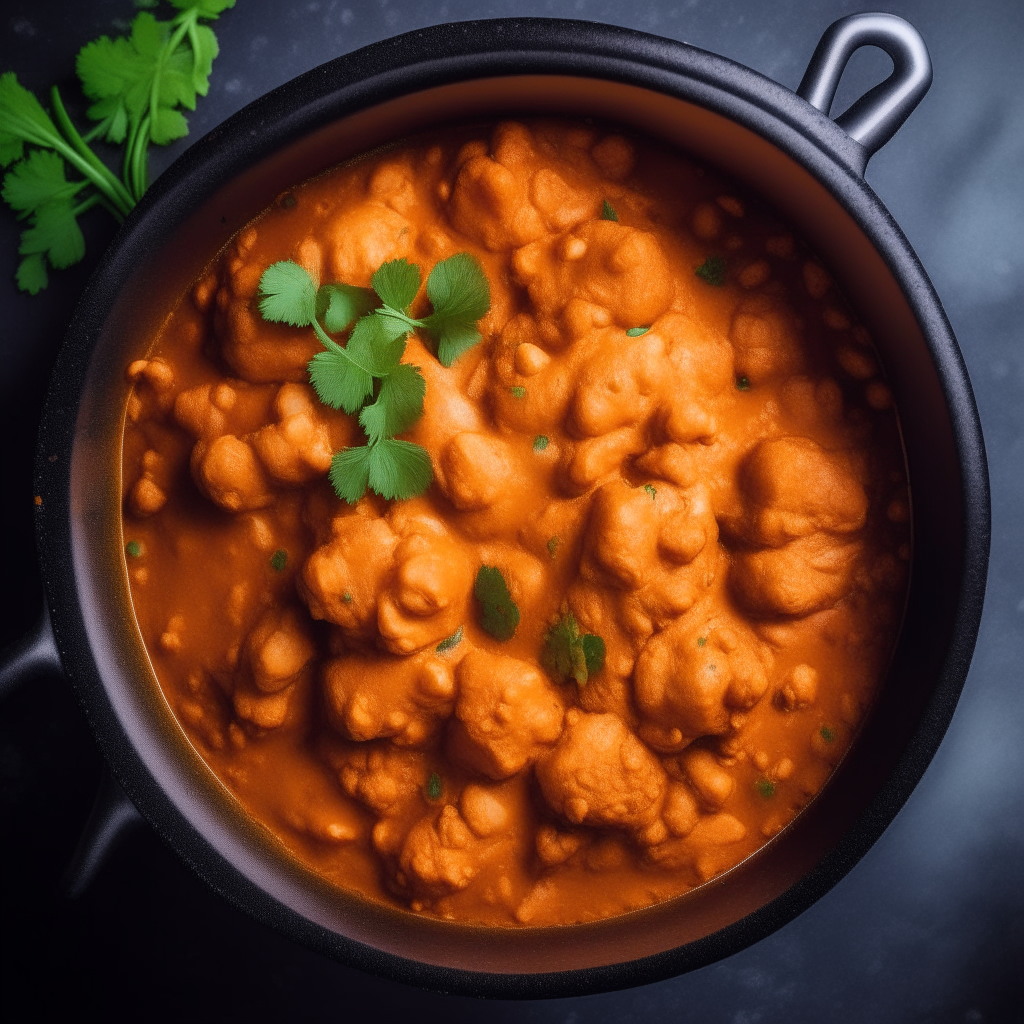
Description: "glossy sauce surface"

(122, 119), (910, 926)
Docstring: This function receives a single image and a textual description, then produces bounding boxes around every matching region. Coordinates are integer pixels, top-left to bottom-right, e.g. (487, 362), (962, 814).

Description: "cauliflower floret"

(732, 436), (868, 547)
(249, 383), (335, 485)
(323, 200), (415, 283)
(191, 434), (274, 512)
(448, 649), (564, 780)
(535, 709), (666, 833)
(514, 220), (674, 330)
(436, 432), (514, 511)
(323, 648), (456, 746)
(730, 531), (863, 617)
(301, 510), (474, 655)
(327, 742), (427, 817)
(729, 294), (804, 384)
(633, 613), (771, 750)
(396, 805), (481, 899)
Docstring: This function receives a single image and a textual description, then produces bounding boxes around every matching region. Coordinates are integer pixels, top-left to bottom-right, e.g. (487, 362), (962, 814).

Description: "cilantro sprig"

(1, 1), (234, 293)
(257, 252), (491, 504)
(541, 610), (605, 687)
(473, 566), (520, 641)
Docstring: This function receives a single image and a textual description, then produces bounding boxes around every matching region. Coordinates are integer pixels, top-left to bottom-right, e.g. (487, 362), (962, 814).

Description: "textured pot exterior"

(32, 18), (989, 998)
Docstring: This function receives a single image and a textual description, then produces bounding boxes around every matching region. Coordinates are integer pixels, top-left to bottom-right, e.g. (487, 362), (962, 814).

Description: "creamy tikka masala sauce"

(121, 118), (910, 926)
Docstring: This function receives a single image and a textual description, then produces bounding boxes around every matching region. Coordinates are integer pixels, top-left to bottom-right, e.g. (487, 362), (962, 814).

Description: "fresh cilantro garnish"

(644, 483), (657, 500)
(625, 326), (649, 337)
(541, 611), (605, 687)
(547, 536), (560, 559)
(533, 435), (549, 452)
(695, 255), (727, 286)
(601, 199), (618, 222)
(125, 540), (142, 558)
(342, 591), (353, 603)
(426, 772), (443, 801)
(270, 549), (287, 572)
(510, 386), (527, 399)
(435, 626), (463, 653)
(736, 375), (751, 391)
(1, 2), (234, 292)
(697, 635), (707, 647)
(258, 251), (490, 504)
(820, 725), (835, 744)
(473, 565), (519, 641)
(756, 778), (776, 799)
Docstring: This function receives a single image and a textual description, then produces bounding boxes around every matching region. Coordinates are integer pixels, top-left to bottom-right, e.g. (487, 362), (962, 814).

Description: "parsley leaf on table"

(0, 1), (234, 292)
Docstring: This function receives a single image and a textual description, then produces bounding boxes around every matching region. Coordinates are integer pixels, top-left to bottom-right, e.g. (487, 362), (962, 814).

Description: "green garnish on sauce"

(644, 484), (657, 500)
(436, 626), (463, 653)
(601, 199), (619, 222)
(541, 611), (606, 687)
(270, 549), (287, 572)
(258, 252), (491, 505)
(533, 435), (549, 451)
(626, 326), (649, 337)
(426, 772), (443, 801)
(695, 255), (727, 286)
(736, 375), (751, 391)
(510, 385), (527, 399)
(697, 636), (707, 648)
(820, 725), (835, 744)
(1, 1), (235, 293)
(125, 540), (141, 558)
(474, 565), (520, 641)
(342, 591), (353, 604)
(547, 536), (560, 559)
(756, 778), (776, 799)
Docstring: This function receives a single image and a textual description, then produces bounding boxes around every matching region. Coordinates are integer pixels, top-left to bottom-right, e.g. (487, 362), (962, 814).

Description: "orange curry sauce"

(121, 119), (910, 926)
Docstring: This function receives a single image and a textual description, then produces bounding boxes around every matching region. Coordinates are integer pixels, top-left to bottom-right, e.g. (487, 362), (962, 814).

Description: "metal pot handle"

(798, 12), (932, 165)
(0, 603), (62, 700)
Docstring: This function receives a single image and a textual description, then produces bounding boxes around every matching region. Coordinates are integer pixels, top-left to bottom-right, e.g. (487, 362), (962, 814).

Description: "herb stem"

(311, 318), (377, 377)
(72, 193), (103, 218)
(49, 86), (135, 215)
(128, 114), (151, 201)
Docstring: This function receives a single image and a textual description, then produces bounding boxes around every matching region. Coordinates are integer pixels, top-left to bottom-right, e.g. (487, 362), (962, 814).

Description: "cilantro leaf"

(367, 439), (433, 501)
(317, 282), (378, 334)
(372, 257), (420, 312)
(695, 255), (727, 286)
(329, 445), (372, 504)
(258, 260), (318, 326)
(474, 565), (520, 641)
(358, 363), (426, 444)
(19, 201), (85, 269)
(16, 253), (47, 294)
(307, 349), (374, 414)
(601, 199), (618, 221)
(422, 252), (491, 366)
(345, 312), (409, 375)
(0, 72), (61, 166)
(169, 0), (237, 18)
(436, 626), (464, 653)
(625, 326), (649, 337)
(542, 611), (605, 686)
(2, 150), (83, 213)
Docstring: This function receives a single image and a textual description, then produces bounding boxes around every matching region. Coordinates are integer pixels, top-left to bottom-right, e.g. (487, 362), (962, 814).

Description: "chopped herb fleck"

(547, 536), (560, 559)
(736, 375), (751, 391)
(756, 778), (776, 799)
(533, 435), (549, 451)
(342, 591), (353, 604)
(426, 772), (442, 801)
(820, 725), (835, 743)
(695, 255), (727, 286)
(125, 540), (141, 558)
(270, 549), (288, 572)
(474, 565), (520, 641)
(542, 610), (606, 687)
(436, 625), (463, 653)
(625, 326), (649, 337)
(601, 200), (619, 222)
(280, 193), (297, 208)
(697, 635), (707, 647)
(643, 483), (657, 500)
(510, 385), (527, 399)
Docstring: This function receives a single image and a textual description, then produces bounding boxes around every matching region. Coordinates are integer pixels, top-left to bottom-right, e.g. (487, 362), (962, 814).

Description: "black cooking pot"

(0, 12), (989, 999)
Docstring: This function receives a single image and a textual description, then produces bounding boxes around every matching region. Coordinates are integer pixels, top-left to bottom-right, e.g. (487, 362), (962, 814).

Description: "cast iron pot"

(0, 11), (990, 999)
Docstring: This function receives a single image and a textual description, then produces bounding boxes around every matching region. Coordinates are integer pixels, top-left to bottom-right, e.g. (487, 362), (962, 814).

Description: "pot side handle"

(797, 12), (932, 168)
(0, 603), (62, 701)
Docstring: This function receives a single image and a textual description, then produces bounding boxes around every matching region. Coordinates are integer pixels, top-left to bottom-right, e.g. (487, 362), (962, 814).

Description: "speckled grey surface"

(1, 1), (1021, 1020)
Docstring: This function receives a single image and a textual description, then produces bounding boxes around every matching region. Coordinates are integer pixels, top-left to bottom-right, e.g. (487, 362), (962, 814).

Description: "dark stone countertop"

(1, 1), (1021, 1020)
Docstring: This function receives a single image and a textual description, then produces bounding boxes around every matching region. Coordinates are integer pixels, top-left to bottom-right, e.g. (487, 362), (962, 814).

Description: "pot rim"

(33, 16), (990, 999)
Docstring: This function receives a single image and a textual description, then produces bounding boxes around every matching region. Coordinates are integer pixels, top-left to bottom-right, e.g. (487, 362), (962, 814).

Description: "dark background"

(2, 1), (1022, 1020)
